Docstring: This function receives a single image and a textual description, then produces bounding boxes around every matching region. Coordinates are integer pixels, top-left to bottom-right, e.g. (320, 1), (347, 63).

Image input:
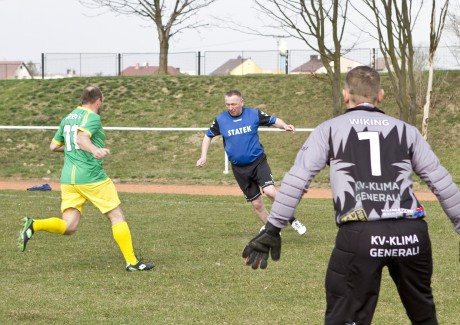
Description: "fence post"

(198, 51), (201, 76)
(224, 152), (229, 174)
(41, 53), (45, 80)
(285, 50), (289, 74)
(118, 53), (122, 76)
(372, 48), (376, 69)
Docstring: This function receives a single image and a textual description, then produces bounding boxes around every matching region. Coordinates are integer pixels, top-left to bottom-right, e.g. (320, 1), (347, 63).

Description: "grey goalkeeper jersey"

(268, 106), (460, 234)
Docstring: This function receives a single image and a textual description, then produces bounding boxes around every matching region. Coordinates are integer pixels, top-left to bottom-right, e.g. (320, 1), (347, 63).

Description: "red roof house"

(0, 61), (33, 80)
(122, 63), (181, 76)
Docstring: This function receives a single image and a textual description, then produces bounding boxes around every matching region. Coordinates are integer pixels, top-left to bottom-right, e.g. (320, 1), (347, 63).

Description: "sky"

(0, 0), (443, 64)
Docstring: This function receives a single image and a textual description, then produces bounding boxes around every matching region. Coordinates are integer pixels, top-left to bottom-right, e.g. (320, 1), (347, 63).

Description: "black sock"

(289, 216), (296, 224)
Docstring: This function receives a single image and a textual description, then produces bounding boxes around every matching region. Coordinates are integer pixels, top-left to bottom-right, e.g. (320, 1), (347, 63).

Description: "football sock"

(33, 218), (66, 234)
(112, 221), (137, 265)
(289, 216), (296, 224)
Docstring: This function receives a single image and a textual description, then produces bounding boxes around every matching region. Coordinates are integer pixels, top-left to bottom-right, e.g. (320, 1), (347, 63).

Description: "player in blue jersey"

(197, 90), (307, 235)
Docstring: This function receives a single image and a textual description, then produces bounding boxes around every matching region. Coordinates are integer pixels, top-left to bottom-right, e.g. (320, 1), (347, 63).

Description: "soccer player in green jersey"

(18, 86), (154, 272)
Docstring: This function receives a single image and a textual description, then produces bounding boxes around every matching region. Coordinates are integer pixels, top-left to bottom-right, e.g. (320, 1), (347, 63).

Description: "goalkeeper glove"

(242, 222), (281, 269)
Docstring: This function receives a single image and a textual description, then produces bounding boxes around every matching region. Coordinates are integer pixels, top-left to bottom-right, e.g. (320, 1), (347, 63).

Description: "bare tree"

(447, 1), (460, 40)
(354, 1), (424, 125)
(422, 0), (448, 139)
(253, 0), (351, 117)
(26, 61), (39, 78)
(80, 0), (217, 74)
(445, 2), (460, 66)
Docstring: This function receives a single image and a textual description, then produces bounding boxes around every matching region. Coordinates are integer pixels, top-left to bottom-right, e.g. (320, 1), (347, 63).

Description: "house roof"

(210, 56), (249, 75)
(292, 55), (324, 73)
(122, 65), (181, 76)
(0, 61), (27, 79)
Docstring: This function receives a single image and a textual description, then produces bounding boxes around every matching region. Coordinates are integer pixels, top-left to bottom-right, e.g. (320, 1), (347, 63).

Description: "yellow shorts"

(61, 178), (121, 214)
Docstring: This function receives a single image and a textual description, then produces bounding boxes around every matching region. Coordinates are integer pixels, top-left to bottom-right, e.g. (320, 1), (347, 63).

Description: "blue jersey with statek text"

(206, 107), (276, 166)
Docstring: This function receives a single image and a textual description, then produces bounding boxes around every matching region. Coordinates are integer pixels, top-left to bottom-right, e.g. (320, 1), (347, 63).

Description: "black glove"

(242, 222), (281, 269)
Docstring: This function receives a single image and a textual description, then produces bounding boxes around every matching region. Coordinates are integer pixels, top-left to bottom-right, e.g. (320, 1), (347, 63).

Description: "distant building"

(210, 56), (263, 75)
(41, 69), (78, 79)
(291, 55), (364, 74)
(291, 55), (324, 74)
(369, 57), (402, 72)
(122, 63), (181, 76)
(0, 61), (33, 80)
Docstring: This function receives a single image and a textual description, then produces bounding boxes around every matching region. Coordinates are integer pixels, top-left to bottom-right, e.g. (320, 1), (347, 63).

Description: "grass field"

(1, 73), (459, 185)
(1, 72), (459, 324)
(1, 190), (459, 324)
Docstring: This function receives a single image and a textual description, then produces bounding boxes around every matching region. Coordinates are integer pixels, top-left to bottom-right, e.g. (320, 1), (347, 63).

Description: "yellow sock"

(112, 221), (137, 265)
(33, 218), (66, 234)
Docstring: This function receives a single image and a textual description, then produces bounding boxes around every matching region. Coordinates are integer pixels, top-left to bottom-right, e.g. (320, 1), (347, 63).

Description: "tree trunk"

(398, 69), (410, 122)
(158, 31), (170, 75)
(331, 67), (342, 116)
(422, 55), (435, 139)
(318, 51), (342, 117)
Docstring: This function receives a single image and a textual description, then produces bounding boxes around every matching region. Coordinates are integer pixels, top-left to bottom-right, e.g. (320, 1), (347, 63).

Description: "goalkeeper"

(243, 66), (460, 325)
(18, 86), (154, 272)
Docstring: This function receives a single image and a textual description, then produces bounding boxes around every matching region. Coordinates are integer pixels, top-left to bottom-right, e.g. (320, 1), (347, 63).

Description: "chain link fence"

(3, 46), (460, 80)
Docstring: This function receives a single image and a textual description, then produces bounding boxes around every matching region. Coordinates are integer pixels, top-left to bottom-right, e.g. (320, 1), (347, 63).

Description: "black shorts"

(231, 153), (275, 201)
(325, 218), (437, 325)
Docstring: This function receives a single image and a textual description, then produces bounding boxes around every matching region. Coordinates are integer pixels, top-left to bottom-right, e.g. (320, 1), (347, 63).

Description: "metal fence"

(4, 46), (460, 80)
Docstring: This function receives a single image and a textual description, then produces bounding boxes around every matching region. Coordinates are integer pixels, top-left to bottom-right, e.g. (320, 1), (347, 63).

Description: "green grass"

(1, 191), (459, 324)
(1, 72), (459, 185)
(0, 71), (459, 324)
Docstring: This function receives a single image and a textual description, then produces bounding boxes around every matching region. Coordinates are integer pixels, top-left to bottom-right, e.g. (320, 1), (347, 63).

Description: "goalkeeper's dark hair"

(81, 86), (103, 105)
(345, 66), (381, 104)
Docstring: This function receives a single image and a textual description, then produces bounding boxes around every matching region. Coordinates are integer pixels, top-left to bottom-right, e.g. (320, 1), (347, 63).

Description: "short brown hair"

(225, 90), (243, 99)
(80, 86), (103, 105)
(345, 66), (381, 104)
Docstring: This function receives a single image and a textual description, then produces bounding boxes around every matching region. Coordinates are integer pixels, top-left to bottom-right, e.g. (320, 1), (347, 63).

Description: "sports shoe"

(126, 260), (155, 272)
(18, 217), (34, 252)
(291, 219), (307, 235)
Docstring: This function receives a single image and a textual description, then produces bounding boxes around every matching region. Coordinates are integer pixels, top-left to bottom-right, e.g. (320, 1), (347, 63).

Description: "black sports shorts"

(325, 218), (437, 325)
(231, 153), (275, 201)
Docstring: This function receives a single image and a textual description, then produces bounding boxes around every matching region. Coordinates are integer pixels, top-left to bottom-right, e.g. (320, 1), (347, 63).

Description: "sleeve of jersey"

(206, 119), (220, 138)
(258, 109), (275, 126)
(411, 129), (460, 234)
(268, 124), (330, 228)
(78, 113), (101, 137)
(53, 123), (65, 144)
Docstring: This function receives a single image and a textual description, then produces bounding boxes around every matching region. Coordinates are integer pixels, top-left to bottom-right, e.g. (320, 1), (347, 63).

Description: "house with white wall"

(292, 55), (364, 74)
(210, 56), (263, 75)
(0, 61), (33, 80)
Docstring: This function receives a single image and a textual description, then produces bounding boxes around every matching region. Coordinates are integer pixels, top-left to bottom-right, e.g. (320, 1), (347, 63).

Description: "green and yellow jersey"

(52, 107), (108, 184)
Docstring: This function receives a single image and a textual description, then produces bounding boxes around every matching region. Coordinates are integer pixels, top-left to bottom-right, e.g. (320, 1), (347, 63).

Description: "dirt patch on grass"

(0, 179), (437, 201)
